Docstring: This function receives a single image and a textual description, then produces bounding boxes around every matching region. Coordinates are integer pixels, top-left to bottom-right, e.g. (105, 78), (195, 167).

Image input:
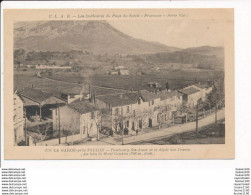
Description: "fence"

(29, 133), (85, 146)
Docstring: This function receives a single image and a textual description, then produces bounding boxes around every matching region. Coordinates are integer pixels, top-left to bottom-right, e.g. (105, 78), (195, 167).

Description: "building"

(137, 90), (161, 128)
(179, 86), (202, 108)
(114, 65), (125, 70)
(109, 71), (119, 75)
(146, 82), (163, 92)
(52, 99), (100, 138)
(96, 93), (139, 132)
(13, 92), (24, 145)
(96, 89), (181, 132)
(35, 65), (71, 69)
(191, 83), (213, 101)
(118, 69), (129, 75)
(109, 66), (129, 75)
(19, 88), (66, 121)
(60, 86), (90, 104)
(157, 90), (183, 121)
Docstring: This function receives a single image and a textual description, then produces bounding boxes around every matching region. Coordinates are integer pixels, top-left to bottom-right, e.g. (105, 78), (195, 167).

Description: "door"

(132, 122), (135, 130)
(148, 118), (152, 128)
(139, 120), (142, 129)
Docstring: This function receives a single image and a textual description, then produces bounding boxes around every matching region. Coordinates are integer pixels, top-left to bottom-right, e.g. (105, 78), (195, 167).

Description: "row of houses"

(13, 82), (212, 145)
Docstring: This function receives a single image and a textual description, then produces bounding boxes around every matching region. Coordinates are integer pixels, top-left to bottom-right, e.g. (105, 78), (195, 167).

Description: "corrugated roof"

(68, 100), (98, 114)
(179, 87), (200, 95)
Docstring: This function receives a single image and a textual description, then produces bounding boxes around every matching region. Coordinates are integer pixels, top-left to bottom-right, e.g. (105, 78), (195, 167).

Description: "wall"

(80, 111), (98, 138)
(29, 133), (85, 146)
(187, 92), (202, 108)
(67, 94), (82, 104)
(52, 106), (80, 132)
(13, 93), (24, 144)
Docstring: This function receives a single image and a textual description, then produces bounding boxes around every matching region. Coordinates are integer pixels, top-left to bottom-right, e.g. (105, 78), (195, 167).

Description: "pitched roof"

(97, 93), (138, 107)
(19, 88), (66, 105)
(19, 88), (52, 103)
(138, 90), (158, 102)
(21, 96), (40, 106)
(68, 100), (98, 114)
(179, 87), (200, 95)
(158, 91), (183, 101)
(192, 83), (208, 89)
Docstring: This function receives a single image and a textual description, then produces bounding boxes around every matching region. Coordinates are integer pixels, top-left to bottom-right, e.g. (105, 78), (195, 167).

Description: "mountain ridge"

(14, 20), (180, 54)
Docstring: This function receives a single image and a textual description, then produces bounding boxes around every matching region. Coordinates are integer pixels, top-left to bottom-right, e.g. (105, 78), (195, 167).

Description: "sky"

(109, 19), (224, 49)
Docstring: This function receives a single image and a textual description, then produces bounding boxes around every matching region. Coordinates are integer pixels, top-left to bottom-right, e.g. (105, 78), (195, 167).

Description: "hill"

(137, 46), (224, 70)
(14, 20), (179, 55)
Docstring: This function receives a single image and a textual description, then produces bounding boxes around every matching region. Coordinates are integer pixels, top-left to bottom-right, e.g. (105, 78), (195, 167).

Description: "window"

(127, 106), (130, 113)
(115, 108), (119, 114)
(126, 121), (129, 127)
(91, 112), (95, 119)
(152, 100), (154, 105)
(138, 99), (141, 104)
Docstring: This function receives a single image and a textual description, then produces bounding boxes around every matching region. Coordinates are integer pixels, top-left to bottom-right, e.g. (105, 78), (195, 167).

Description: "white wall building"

(13, 92), (25, 145)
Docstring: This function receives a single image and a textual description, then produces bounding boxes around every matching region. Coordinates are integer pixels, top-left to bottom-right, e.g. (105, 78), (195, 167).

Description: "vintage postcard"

(4, 9), (234, 159)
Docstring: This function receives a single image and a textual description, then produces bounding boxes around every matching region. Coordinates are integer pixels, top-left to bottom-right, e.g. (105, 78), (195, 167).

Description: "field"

(14, 68), (224, 95)
(14, 69), (127, 96)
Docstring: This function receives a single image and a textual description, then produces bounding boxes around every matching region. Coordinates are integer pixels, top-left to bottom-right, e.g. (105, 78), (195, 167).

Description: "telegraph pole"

(215, 101), (218, 125)
(195, 98), (202, 137)
(195, 102), (199, 136)
(121, 94), (124, 145)
(24, 108), (27, 146)
(57, 102), (61, 144)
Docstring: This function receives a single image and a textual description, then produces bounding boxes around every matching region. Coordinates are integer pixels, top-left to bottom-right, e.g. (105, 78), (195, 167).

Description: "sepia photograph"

(4, 8), (234, 159)
(13, 19), (225, 146)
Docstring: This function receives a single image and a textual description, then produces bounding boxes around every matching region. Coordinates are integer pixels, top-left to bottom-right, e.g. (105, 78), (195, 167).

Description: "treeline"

(137, 51), (224, 70)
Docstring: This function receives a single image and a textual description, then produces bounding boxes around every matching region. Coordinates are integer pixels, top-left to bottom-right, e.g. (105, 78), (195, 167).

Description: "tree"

(206, 84), (224, 125)
(32, 123), (51, 145)
(135, 108), (154, 132)
(154, 105), (167, 129)
(94, 110), (103, 141)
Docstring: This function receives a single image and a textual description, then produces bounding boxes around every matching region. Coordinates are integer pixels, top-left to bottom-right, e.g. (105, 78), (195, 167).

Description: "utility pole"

(57, 102), (61, 144)
(215, 101), (218, 125)
(195, 98), (202, 137)
(195, 102), (199, 136)
(24, 108), (27, 146)
(121, 94), (124, 145)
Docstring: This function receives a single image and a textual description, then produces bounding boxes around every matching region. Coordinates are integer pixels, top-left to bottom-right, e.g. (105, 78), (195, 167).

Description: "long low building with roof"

(19, 88), (67, 121)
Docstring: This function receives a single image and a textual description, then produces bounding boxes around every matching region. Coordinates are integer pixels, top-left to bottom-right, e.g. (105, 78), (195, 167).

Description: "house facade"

(13, 92), (25, 145)
(96, 89), (184, 132)
(191, 83), (213, 101)
(52, 100), (99, 139)
(157, 91), (183, 121)
(179, 86), (202, 108)
(96, 93), (138, 132)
